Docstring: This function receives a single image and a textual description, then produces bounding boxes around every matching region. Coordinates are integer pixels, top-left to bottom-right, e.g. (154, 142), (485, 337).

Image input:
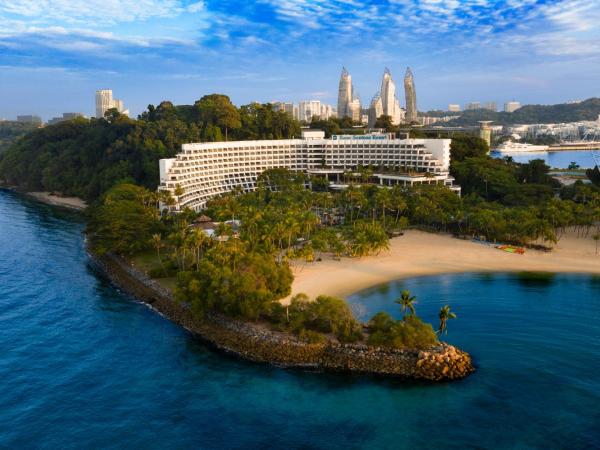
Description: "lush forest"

(441, 98), (600, 127)
(0, 121), (38, 154)
(0, 95), (300, 201)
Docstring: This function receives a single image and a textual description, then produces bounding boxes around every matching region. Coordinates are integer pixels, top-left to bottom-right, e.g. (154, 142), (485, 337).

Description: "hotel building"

(159, 131), (459, 212)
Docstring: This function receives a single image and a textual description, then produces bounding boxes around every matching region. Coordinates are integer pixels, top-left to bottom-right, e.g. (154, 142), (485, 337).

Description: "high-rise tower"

(95, 89), (129, 119)
(404, 67), (417, 123)
(337, 68), (353, 119)
(368, 93), (383, 128)
(380, 68), (396, 118)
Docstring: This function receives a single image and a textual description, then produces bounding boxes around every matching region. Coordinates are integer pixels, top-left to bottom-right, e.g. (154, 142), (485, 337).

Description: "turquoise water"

(1, 189), (600, 449)
(491, 149), (598, 168)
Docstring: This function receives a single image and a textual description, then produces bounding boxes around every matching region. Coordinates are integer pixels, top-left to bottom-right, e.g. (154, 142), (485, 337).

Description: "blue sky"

(1, 0), (599, 120)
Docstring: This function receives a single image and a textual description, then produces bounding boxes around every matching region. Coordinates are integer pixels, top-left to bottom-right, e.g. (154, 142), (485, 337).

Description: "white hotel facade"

(159, 131), (459, 212)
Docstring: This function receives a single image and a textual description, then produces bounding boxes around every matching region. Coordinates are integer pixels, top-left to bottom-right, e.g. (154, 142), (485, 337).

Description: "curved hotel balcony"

(159, 130), (460, 211)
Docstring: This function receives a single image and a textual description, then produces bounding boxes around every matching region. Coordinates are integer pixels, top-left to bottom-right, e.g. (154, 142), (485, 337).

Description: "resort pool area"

(1, 188), (600, 449)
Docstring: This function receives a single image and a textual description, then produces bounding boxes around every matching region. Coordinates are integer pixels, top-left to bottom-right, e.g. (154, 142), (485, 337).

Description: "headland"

(91, 250), (474, 381)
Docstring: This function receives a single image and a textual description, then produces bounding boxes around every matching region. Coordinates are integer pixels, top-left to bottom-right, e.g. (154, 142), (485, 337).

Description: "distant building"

(380, 68), (403, 125)
(478, 121), (493, 150)
(482, 102), (497, 112)
(404, 67), (418, 123)
(17, 115), (42, 126)
(448, 104), (461, 112)
(47, 112), (86, 125)
(273, 101), (294, 117)
(299, 100), (322, 122)
(504, 101), (521, 113)
(368, 94), (383, 128)
(320, 104), (336, 120)
(419, 115), (460, 126)
(465, 102), (481, 110)
(95, 89), (129, 119)
(337, 67), (353, 119)
(338, 67), (361, 121)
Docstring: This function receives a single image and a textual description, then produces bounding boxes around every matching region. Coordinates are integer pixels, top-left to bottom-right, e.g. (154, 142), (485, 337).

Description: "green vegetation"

(6, 95), (598, 351)
(442, 98), (600, 127)
(268, 294), (363, 343)
(0, 97), (300, 201)
(0, 121), (38, 154)
(368, 313), (438, 350)
(86, 177), (462, 349)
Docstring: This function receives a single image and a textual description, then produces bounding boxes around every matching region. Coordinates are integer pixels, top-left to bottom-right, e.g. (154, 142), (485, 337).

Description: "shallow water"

(491, 149), (598, 168)
(1, 189), (599, 449)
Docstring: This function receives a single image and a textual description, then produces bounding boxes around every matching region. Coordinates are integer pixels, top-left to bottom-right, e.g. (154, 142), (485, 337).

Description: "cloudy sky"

(1, 0), (599, 119)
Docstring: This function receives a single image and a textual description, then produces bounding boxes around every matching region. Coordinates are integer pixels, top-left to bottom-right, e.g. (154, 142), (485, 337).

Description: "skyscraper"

(337, 68), (353, 119)
(95, 89), (129, 119)
(380, 68), (395, 118)
(404, 67), (417, 123)
(379, 68), (403, 125)
(368, 94), (383, 128)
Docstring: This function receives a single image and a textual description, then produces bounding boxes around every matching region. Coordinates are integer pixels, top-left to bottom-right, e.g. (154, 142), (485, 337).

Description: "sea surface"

(491, 149), (598, 168)
(1, 188), (600, 449)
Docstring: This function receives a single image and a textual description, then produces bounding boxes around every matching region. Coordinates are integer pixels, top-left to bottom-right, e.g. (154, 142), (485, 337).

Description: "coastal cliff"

(90, 252), (474, 381)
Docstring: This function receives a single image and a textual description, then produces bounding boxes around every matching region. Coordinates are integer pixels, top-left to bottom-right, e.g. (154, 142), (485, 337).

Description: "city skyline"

(1, 0), (599, 119)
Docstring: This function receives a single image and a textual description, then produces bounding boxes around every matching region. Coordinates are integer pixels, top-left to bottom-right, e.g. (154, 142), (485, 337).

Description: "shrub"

(367, 313), (437, 350)
(267, 294), (363, 343)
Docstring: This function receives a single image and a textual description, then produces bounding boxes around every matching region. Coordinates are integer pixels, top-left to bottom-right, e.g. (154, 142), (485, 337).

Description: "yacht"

(495, 141), (549, 153)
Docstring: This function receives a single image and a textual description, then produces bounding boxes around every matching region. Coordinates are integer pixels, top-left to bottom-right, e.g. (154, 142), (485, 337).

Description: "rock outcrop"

(90, 252), (474, 381)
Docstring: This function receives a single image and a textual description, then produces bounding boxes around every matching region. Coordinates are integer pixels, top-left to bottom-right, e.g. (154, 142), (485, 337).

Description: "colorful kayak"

(496, 245), (525, 255)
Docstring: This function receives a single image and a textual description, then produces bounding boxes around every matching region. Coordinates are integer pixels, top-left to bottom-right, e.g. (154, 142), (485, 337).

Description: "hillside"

(0, 96), (300, 201)
(0, 121), (38, 153)
(440, 98), (600, 127)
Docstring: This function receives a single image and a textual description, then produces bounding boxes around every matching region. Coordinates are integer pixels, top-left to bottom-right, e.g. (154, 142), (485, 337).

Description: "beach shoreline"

(0, 187), (87, 211)
(289, 229), (600, 300)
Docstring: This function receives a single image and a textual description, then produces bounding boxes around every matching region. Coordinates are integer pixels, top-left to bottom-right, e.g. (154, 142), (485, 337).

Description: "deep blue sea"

(1, 189), (600, 449)
(491, 149), (598, 168)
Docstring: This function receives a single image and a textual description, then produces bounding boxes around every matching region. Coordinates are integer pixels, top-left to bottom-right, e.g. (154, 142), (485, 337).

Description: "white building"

(379, 68), (403, 125)
(321, 104), (336, 120)
(448, 104), (461, 112)
(299, 100), (322, 122)
(95, 89), (129, 119)
(504, 101), (521, 113)
(159, 131), (459, 211)
(465, 102), (481, 110)
(368, 94), (383, 128)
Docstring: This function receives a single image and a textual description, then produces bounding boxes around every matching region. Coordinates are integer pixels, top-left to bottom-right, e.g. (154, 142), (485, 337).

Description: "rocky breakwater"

(90, 251), (474, 381)
(415, 344), (474, 381)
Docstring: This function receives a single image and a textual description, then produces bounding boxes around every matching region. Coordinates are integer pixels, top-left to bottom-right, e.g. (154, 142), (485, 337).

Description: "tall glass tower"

(404, 67), (417, 123)
(337, 68), (353, 119)
(380, 68), (396, 118)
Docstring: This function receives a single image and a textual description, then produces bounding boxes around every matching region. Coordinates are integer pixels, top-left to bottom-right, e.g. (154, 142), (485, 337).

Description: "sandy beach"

(289, 229), (600, 300)
(24, 192), (87, 211)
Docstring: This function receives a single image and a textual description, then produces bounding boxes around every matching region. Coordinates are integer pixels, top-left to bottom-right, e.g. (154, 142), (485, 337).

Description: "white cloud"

(0, 0), (195, 25)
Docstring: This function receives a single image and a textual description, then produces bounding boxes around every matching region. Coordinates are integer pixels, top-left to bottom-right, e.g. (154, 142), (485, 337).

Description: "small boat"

(496, 245), (525, 255)
(495, 141), (549, 153)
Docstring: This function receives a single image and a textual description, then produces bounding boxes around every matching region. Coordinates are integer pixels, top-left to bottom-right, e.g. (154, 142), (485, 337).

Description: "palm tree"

(395, 290), (416, 317)
(151, 233), (167, 276)
(188, 228), (209, 271)
(438, 305), (457, 335)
